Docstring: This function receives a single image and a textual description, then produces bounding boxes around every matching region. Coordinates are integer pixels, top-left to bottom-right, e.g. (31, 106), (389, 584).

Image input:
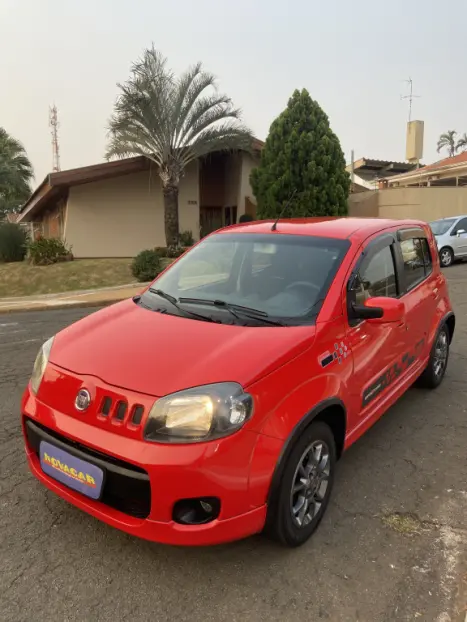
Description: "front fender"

(255, 371), (346, 439)
(247, 394), (346, 510)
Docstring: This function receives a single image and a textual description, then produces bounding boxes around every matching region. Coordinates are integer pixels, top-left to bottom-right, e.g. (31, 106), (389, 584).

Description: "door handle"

(432, 287), (439, 299)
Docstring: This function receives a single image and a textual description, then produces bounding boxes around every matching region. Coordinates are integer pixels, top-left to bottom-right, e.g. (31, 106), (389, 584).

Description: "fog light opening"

(173, 497), (221, 525)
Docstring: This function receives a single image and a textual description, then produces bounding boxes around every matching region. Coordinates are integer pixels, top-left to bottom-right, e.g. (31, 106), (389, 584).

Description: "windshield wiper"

(147, 288), (215, 323)
(179, 297), (268, 315)
(178, 297), (285, 326)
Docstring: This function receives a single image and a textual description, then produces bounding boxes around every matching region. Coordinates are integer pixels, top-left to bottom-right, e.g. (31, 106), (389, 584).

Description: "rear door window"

(399, 236), (432, 291)
(452, 217), (467, 235)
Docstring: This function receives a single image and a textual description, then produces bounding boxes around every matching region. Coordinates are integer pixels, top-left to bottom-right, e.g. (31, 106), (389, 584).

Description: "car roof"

(218, 217), (428, 242)
(431, 215), (466, 222)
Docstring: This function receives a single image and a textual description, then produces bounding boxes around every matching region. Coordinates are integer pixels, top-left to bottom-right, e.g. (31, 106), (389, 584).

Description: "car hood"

(50, 299), (316, 396)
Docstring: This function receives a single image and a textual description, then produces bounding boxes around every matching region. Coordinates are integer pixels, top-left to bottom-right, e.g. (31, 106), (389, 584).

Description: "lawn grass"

(0, 258), (135, 298)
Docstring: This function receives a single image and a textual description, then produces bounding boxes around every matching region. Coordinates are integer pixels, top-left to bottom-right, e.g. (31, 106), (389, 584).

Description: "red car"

(22, 218), (455, 547)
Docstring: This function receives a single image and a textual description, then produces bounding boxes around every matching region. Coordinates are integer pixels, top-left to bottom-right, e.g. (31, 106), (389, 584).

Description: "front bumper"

(21, 384), (280, 546)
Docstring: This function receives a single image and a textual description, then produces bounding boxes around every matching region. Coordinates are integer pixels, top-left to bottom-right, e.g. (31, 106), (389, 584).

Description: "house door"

(200, 206), (223, 238)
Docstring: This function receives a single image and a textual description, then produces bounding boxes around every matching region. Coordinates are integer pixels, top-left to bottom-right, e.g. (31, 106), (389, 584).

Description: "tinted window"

(352, 245), (397, 305)
(420, 238), (433, 271)
(400, 238), (430, 290)
(147, 233), (350, 323)
(429, 218), (457, 235)
(452, 217), (467, 235)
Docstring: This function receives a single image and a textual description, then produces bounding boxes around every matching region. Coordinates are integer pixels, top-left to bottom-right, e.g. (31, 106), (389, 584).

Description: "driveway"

(1, 268), (466, 622)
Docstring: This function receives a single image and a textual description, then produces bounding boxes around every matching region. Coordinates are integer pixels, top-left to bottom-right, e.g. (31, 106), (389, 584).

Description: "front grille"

(100, 397), (112, 417)
(98, 395), (145, 427)
(115, 401), (127, 421)
(25, 418), (151, 519)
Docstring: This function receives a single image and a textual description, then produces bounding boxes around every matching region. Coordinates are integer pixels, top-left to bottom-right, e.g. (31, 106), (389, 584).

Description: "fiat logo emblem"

(75, 389), (91, 411)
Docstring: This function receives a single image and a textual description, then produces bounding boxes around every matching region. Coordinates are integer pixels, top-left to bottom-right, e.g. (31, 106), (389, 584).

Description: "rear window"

(400, 237), (432, 291)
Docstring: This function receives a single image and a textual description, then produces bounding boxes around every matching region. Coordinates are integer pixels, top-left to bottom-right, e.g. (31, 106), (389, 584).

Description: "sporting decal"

(362, 338), (425, 408)
(319, 341), (350, 367)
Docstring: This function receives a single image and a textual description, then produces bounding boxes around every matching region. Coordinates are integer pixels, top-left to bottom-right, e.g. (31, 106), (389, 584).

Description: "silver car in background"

(429, 215), (467, 267)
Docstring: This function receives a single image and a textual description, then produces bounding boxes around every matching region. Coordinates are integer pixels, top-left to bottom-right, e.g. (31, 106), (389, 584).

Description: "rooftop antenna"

(271, 190), (297, 231)
(49, 104), (61, 172)
(400, 78), (420, 123)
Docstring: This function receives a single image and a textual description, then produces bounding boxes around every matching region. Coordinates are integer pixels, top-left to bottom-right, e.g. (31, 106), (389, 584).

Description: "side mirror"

(456, 229), (466, 237)
(352, 297), (405, 324)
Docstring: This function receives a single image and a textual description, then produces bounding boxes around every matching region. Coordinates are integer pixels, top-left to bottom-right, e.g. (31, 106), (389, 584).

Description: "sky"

(1, 0), (466, 186)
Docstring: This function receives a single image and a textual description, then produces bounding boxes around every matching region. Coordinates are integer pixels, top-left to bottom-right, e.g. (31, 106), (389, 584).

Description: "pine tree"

(251, 89), (350, 219)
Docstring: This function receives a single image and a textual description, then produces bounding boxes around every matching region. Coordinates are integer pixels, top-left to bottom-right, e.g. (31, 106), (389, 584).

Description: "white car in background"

(429, 215), (467, 267)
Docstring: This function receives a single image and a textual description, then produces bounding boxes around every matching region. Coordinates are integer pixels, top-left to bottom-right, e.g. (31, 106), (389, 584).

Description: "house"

(350, 180), (372, 193)
(17, 142), (263, 258)
(382, 151), (467, 188)
(346, 157), (418, 185)
(1, 212), (19, 224)
(348, 153), (467, 222)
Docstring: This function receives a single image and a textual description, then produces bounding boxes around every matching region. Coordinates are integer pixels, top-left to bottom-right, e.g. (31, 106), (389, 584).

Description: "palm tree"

(456, 133), (467, 152)
(106, 47), (253, 247)
(0, 128), (34, 218)
(437, 130), (458, 157)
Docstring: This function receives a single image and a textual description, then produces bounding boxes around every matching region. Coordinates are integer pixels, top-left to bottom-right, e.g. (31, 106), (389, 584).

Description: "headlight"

(30, 337), (54, 395)
(144, 382), (253, 443)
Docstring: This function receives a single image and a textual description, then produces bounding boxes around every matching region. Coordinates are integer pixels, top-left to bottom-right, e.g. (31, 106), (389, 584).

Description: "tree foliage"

(456, 133), (467, 153)
(0, 128), (34, 219)
(251, 89), (350, 219)
(106, 46), (253, 246)
(437, 130), (458, 157)
(0, 222), (28, 262)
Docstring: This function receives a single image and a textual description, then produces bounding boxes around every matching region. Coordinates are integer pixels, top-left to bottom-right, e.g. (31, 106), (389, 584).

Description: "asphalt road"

(1, 269), (466, 622)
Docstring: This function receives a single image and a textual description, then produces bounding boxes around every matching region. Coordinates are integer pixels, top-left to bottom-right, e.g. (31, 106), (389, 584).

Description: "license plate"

(39, 440), (104, 500)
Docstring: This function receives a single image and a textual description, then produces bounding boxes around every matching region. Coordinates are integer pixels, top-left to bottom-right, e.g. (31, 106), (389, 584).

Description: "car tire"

(417, 324), (450, 389)
(265, 421), (336, 547)
(439, 247), (454, 268)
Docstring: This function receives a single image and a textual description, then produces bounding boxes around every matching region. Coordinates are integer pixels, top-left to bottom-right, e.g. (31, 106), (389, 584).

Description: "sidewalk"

(0, 282), (148, 314)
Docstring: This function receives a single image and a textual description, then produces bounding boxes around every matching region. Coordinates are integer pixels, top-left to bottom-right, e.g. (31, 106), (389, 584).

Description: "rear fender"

(427, 299), (454, 352)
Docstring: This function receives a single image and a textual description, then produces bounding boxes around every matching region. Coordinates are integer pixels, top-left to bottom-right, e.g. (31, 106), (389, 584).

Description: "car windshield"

(429, 218), (457, 235)
(147, 233), (350, 324)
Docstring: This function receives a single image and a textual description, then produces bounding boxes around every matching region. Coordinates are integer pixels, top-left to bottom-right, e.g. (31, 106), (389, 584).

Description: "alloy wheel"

(290, 440), (330, 528)
(433, 330), (448, 378)
(440, 249), (452, 267)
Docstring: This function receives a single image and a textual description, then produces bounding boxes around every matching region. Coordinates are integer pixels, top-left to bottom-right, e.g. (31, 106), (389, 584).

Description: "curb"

(0, 297), (128, 315)
(0, 283), (148, 303)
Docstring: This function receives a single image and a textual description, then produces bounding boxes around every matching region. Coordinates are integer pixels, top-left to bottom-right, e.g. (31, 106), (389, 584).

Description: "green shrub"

(0, 222), (28, 262)
(166, 245), (187, 259)
(132, 249), (162, 282)
(179, 230), (194, 246)
(27, 237), (72, 265)
(154, 242), (191, 260)
(239, 214), (254, 223)
(154, 246), (168, 258)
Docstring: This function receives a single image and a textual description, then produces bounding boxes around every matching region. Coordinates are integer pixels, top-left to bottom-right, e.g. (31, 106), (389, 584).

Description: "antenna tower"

(49, 105), (61, 171)
(401, 78), (420, 122)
